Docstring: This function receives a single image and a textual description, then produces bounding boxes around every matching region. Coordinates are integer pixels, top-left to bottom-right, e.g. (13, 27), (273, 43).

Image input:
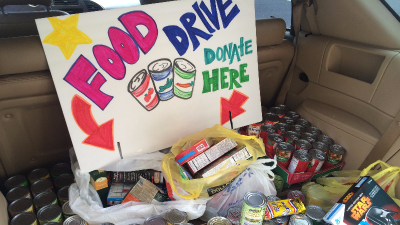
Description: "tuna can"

(63, 215), (87, 225)
(248, 121), (264, 138)
(301, 132), (317, 144)
(296, 119), (311, 128)
(286, 190), (306, 203)
(240, 191), (267, 225)
(263, 113), (280, 125)
(166, 208), (188, 225)
(62, 201), (75, 218)
(273, 123), (289, 135)
(323, 144), (346, 169)
(260, 124), (277, 145)
(288, 151), (312, 174)
(295, 139), (312, 153)
(283, 131), (301, 145)
(266, 196), (280, 202)
(208, 217), (232, 225)
(305, 205), (326, 225)
(54, 174), (74, 192)
(6, 186), (32, 203)
(269, 107), (285, 118)
(34, 192), (58, 211)
(275, 104), (290, 112)
(31, 179), (54, 198)
(307, 149), (327, 173)
(144, 216), (167, 225)
(263, 220), (275, 225)
(57, 186), (69, 206)
(275, 142), (295, 168)
(306, 127), (322, 137)
(37, 205), (63, 225)
(28, 168), (50, 185)
(286, 111), (301, 121)
(272, 216), (289, 225)
(279, 116), (295, 126)
(148, 58), (174, 101)
(226, 207), (241, 225)
(5, 175), (29, 192)
(50, 163), (72, 179)
(290, 124), (306, 134)
(317, 135), (334, 146)
(289, 214), (312, 225)
(265, 133), (284, 157)
(312, 142), (329, 153)
(128, 69), (160, 111)
(10, 212), (37, 225)
(173, 58), (196, 99)
(8, 198), (34, 218)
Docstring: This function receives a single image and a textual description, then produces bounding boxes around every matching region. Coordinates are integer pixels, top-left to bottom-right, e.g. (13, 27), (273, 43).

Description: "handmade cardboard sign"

(36, 0), (262, 172)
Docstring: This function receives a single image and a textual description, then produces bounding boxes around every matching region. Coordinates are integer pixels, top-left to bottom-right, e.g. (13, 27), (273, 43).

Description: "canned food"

(288, 151), (312, 174)
(241, 191), (267, 225)
(275, 104), (290, 112)
(296, 119), (311, 128)
(265, 133), (284, 157)
(28, 168), (50, 185)
(269, 107), (286, 117)
(208, 217), (232, 225)
(275, 142), (295, 168)
(34, 192), (58, 210)
(5, 175), (29, 191)
(323, 144), (346, 169)
(54, 174), (74, 191)
(264, 113), (280, 125)
(305, 205), (326, 225)
(226, 207), (241, 225)
(166, 209), (188, 225)
(248, 122), (264, 138)
(44, 223), (62, 225)
(306, 127), (322, 136)
(289, 214), (313, 225)
(312, 142), (329, 153)
(266, 196), (280, 202)
(283, 131), (301, 145)
(273, 123), (289, 135)
(37, 205), (63, 225)
(286, 190), (306, 203)
(263, 220), (275, 225)
(31, 179), (54, 198)
(62, 201), (75, 218)
(262, 106), (269, 115)
(260, 125), (277, 147)
(63, 215), (87, 225)
(10, 212), (37, 225)
(6, 186), (32, 203)
(317, 135), (334, 146)
(290, 124), (306, 134)
(57, 186), (69, 206)
(272, 216), (289, 225)
(50, 163), (72, 179)
(144, 216), (167, 225)
(286, 111), (300, 121)
(279, 116), (295, 126)
(307, 149), (327, 173)
(301, 132), (317, 144)
(295, 139), (312, 153)
(8, 198), (34, 218)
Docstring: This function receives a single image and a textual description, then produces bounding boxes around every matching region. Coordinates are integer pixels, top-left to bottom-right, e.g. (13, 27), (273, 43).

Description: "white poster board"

(36, 0), (262, 172)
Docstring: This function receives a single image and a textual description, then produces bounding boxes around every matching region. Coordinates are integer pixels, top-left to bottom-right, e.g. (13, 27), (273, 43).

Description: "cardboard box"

(324, 176), (400, 225)
(89, 170), (109, 206)
(122, 176), (168, 203)
(107, 183), (133, 206)
(111, 170), (164, 184)
(176, 138), (212, 165)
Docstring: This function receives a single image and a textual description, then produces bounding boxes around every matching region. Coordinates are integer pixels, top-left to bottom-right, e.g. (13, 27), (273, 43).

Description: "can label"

(247, 124), (262, 138)
(265, 141), (278, 157)
(275, 149), (292, 168)
(326, 151), (342, 165)
(306, 158), (324, 173)
(240, 202), (265, 225)
(10, 204), (34, 218)
(39, 213), (63, 224)
(288, 155), (309, 174)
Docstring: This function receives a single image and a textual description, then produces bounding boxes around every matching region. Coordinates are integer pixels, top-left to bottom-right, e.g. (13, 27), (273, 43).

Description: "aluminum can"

(144, 216), (167, 225)
(289, 214), (312, 225)
(266, 196), (280, 202)
(10, 212), (38, 225)
(283, 131), (301, 145)
(275, 142), (295, 168)
(295, 139), (312, 153)
(273, 123), (289, 135)
(262, 220), (275, 225)
(296, 119), (311, 128)
(5, 175), (29, 191)
(128, 69), (159, 111)
(275, 104), (290, 112)
(279, 116), (295, 126)
(263, 113), (280, 125)
(54, 174), (74, 191)
(34, 192), (58, 211)
(290, 124), (306, 134)
(6, 186), (32, 203)
(288, 151), (312, 173)
(286, 190), (306, 203)
(322, 144), (346, 169)
(226, 207), (241, 225)
(317, 135), (334, 146)
(57, 186), (69, 206)
(307, 149), (327, 173)
(208, 217), (232, 225)
(301, 132), (317, 144)
(8, 198), (34, 218)
(62, 201), (75, 218)
(306, 126), (322, 137)
(50, 163), (72, 179)
(269, 107), (285, 118)
(28, 168), (50, 185)
(173, 58), (196, 99)
(37, 205), (63, 225)
(312, 142), (329, 153)
(166, 209), (188, 225)
(260, 124), (277, 147)
(31, 179), (54, 197)
(248, 121), (264, 138)
(240, 191), (267, 225)
(265, 133), (284, 157)
(43, 222), (62, 225)
(63, 215), (87, 225)
(305, 205), (326, 225)
(148, 58), (174, 101)
(262, 106), (269, 115)
(272, 216), (289, 225)
(286, 111), (301, 121)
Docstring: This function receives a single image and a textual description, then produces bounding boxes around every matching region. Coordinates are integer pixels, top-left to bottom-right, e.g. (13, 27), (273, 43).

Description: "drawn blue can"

(148, 58), (174, 101)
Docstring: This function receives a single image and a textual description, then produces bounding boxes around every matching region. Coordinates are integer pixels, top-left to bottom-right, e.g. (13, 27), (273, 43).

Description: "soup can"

(266, 196), (280, 202)
(306, 126), (322, 137)
(8, 198), (34, 218)
(275, 142), (295, 168)
(128, 69), (159, 111)
(226, 207), (241, 225)
(289, 214), (313, 225)
(279, 116), (295, 126)
(264, 113), (280, 125)
(173, 58), (196, 99)
(262, 106), (269, 115)
(34, 192), (58, 211)
(305, 205), (326, 225)
(272, 216), (289, 225)
(317, 135), (334, 146)
(291, 124), (306, 134)
(62, 201), (75, 219)
(286, 190), (306, 203)
(43, 222), (62, 225)
(247, 121), (264, 138)
(295, 139), (312, 153)
(322, 144), (346, 169)
(6, 186), (32, 203)
(296, 119), (311, 128)
(144, 216), (167, 225)
(10, 212), (37, 225)
(166, 208), (188, 225)
(283, 131), (301, 145)
(273, 123), (289, 135)
(265, 133), (284, 157)
(28, 168), (50, 185)
(50, 163), (72, 179)
(260, 124), (277, 146)
(148, 58), (174, 101)
(263, 220), (276, 225)
(312, 142), (329, 153)
(37, 205), (63, 225)
(307, 149), (327, 173)
(240, 191), (267, 225)
(269, 107), (285, 118)
(208, 217), (232, 225)
(63, 215), (87, 225)
(54, 174), (74, 192)
(31, 179), (54, 198)
(286, 111), (301, 121)
(301, 132), (317, 144)
(275, 104), (290, 112)
(5, 175), (29, 192)
(288, 151), (311, 173)
(57, 186), (69, 206)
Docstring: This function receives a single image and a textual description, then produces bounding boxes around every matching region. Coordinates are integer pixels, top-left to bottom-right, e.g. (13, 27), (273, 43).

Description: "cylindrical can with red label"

(295, 139), (312, 153)
(286, 190), (306, 203)
(291, 124), (306, 134)
(296, 118), (311, 128)
(128, 69), (159, 111)
(288, 151), (311, 173)
(275, 104), (290, 112)
(280, 116), (295, 126)
(273, 123), (289, 135)
(322, 144), (346, 169)
(306, 126), (322, 137)
(262, 106), (269, 115)
(307, 149), (327, 173)
(265, 133), (284, 157)
(275, 142), (295, 168)
(269, 107), (286, 118)
(301, 132), (317, 144)
(312, 142), (329, 153)
(318, 134), (334, 146)
(260, 124), (277, 147)
(284, 131), (301, 146)
(247, 121), (263, 138)
(263, 113), (280, 125)
(286, 111), (301, 122)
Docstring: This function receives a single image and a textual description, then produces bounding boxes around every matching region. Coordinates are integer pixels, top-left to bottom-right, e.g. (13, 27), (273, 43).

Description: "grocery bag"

(68, 148), (208, 225)
(161, 124), (266, 199)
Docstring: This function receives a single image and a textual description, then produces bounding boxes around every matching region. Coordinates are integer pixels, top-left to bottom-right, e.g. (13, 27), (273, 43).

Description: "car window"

(383, 0), (400, 21)
(255, 0), (291, 29)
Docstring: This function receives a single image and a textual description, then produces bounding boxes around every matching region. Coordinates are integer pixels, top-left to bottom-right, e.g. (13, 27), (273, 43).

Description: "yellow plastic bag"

(301, 182), (343, 212)
(161, 124), (266, 199)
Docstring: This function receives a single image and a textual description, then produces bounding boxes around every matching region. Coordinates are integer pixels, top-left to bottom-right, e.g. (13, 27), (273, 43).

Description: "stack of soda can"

(244, 105), (347, 174)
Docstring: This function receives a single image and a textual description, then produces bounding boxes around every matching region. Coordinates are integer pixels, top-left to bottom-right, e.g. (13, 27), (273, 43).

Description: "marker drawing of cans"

(128, 69), (159, 111)
(148, 58), (174, 101)
(173, 58), (196, 99)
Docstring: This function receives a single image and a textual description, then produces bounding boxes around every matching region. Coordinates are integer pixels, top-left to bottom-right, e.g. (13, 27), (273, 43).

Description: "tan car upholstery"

(256, 18), (294, 107)
(0, 191), (7, 225)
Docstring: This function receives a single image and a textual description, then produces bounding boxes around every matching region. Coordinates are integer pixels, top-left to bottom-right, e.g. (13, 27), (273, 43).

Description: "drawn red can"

(291, 124), (306, 134)
(322, 144), (346, 169)
(317, 134), (334, 146)
(263, 113), (280, 125)
(296, 118), (311, 128)
(286, 111), (301, 122)
(260, 124), (277, 146)
(306, 126), (322, 137)
(280, 116), (295, 126)
(288, 151), (311, 173)
(269, 107), (286, 118)
(284, 131), (301, 146)
(128, 69), (159, 111)
(301, 132), (317, 144)
(275, 142), (295, 168)
(265, 133), (284, 157)
(247, 122), (263, 138)
(295, 139), (312, 153)
(306, 149), (327, 173)
(273, 123), (289, 135)
(312, 141), (329, 153)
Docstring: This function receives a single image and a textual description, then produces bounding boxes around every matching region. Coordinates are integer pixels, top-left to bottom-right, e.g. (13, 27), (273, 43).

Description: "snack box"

(89, 170), (109, 207)
(122, 176), (168, 203)
(107, 183), (133, 206)
(111, 170), (164, 184)
(176, 138), (213, 165)
(324, 176), (400, 225)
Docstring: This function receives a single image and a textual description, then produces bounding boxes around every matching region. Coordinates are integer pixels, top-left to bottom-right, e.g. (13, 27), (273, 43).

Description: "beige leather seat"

(0, 192), (7, 225)
(256, 18), (294, 107)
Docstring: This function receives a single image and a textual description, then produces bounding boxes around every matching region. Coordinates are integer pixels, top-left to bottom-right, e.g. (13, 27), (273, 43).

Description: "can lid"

(266, 195), (281, 202)
(62, 201), (75, 216)
(277, 142), (295, 152)
(309, 149), (327, 161)
(226, 207), (241, 224)
(296, 119), (311, 128)
(37, 205), (62, 221)
(312, 142), (329, 153)
(329, 144), (347, 155)
(286, 111), (300, 119)
(280, 116), (295, 125)
(276, 104), (290, 112)
(290, 214), (313, 225)
(274, 123), (289, 131)
(28, 168), (49, 181)
(43, 223), (62, 225)
(261, 124), (277, 133)
(262, 220), (276, 225)
(264, 113), (280, 123)
(166, 209), (187, 224)
(34, 192), (57, 208)
(54, 174), (74, 189)
(244, 191), (267, 207)
(64, 215), (87, 225)
(318, 135), (334, 145)
(8, 198), (32, 214)
(5, 175), (27, 190)
(58, 186), (69, 200)
(307, 126), (322, 136)
(6, 186), (30, 202)
(144, 216), (167, 225)
(268, 133), (284, 143)
(10, 212), (36, 225)
(286, 190), (306, 203)
(293, 151), (312, 162)
(50, 163), (72, 178)
(31, 179), (53, 194)
(285, 131), (301, 141)
(148, 59), (172, 73)
(295, 139), (312, 150)
(207, 217), (232, 225)
(273, 216), (289, 223)
(270, 107), (286, 115)
(291, 124), (306, 133)
(306, 205), (326, 221)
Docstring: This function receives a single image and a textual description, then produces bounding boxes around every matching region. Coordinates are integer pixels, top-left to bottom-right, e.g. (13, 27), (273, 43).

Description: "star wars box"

(324, 176), (400, 225)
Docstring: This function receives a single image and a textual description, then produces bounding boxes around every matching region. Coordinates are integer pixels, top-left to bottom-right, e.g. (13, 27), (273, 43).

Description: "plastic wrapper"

(264, 198), (306, 219)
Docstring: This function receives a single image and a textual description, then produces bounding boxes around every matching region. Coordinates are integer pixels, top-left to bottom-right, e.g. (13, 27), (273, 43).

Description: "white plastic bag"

(201, 157), (277, 220)
(68, 148), (208, 225)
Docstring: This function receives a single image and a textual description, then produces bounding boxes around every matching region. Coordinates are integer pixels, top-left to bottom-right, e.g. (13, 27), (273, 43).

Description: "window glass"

(255, 0), (292, 28)
(384, 0), (400, 18)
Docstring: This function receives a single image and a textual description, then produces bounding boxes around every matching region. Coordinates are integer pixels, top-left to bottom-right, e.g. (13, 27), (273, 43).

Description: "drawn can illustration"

(173, 58), (196, 99)
(148, 59), (174, 101)
(128, 69), (159, 111)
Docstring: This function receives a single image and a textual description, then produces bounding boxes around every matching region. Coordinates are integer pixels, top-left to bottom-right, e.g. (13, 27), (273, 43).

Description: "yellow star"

(43, 14), (92, 60)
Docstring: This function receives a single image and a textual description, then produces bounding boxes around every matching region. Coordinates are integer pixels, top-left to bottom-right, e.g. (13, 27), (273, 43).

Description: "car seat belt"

(305, 2), (320, 35)
(359, 111), (400, 169)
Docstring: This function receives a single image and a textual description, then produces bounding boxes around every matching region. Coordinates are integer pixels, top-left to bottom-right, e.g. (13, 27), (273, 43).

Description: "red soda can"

(265, 133), (284, 157)
(306, 126), (322, 136)
(312, 142), (329, 153)
(307, 149), (327, 173)
(273, 123), (289, 135)
(295, 139), (312, 153)
(247, 121), (263, 138)
(275, 142), (295, 168)
(263, 113), (280, 125)
(301, 132), (317, 144)
(296, 118), (311, 128)
(286, 190), (306, 203)
(284, 131), (301, 146)
(270, 107), (286, 118)
(322, 144), (346, 170)
(291, 124), (306, 134)
(260, 124), (277, 145)
(288, 151), (311, 173)
(318, 134), (334, 146)
(286, 111), (301, 122)
(280, 116), (295, 126)
(128, 69), (159, 111)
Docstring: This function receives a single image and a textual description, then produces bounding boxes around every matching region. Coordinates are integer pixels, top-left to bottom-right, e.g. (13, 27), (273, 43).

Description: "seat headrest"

(0, 0), (52, 7)
(256, 18), (287, 47)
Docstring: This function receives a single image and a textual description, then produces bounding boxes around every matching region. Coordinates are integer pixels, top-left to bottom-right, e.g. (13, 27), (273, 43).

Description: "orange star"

(43, 14), (92, 60)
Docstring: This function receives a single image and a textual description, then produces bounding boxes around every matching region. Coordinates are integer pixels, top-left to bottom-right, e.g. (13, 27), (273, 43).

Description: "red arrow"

(71, 95), (115, 151)
(220, 90), (249, 125)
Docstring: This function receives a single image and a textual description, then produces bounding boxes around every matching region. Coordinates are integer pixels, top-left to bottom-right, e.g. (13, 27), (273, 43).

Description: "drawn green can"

(240, 191), (267, 225)
(173, 58), (196, 99)
(37, 205), (63, 225)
